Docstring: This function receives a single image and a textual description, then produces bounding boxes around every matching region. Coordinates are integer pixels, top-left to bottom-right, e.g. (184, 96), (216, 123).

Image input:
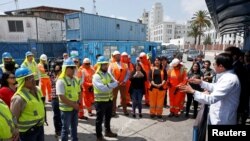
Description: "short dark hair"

(215, 53), (233, 70)
(245, 51), (250, 63)
(0, 72), (13, 87)
(204, 60), (211, 66)
(224, 46), (242, 58)
(96, 54), (102, 59)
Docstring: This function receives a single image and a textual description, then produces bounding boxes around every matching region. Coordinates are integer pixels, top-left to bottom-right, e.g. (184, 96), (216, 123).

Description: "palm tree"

(187, 25), (202, 45)
(191, 10), (211, 45)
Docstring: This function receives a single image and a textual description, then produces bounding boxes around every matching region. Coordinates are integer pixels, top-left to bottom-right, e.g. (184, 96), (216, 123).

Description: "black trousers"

(95, 100), (113, 138)
(186, 93), (198, 116)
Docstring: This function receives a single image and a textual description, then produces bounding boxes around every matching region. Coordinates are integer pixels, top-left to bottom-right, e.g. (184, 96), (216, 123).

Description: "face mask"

(4, 61), (15, 72)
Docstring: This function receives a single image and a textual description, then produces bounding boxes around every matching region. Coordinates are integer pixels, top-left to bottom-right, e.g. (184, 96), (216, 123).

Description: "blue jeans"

(61, 110), (78, 141)
(131, 89), (143, 114)
(19, 126), (44, 141)
(51, 98), (62, 134)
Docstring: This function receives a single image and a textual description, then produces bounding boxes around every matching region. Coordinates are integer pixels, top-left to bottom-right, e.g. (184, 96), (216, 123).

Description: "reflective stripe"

(18, 118), (43, 125)
(0, 111), (14, 133)
(21, 90), (32, 101)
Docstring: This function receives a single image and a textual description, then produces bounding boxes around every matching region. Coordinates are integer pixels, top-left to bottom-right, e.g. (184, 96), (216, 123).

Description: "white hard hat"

(139, 52), (146, 57)
(40, 54), (47, 61)
(170, 58), (180, 67)
(83, 58), (91, 64)
(112, 51), (120, 56)
(121, 52), (128, 56)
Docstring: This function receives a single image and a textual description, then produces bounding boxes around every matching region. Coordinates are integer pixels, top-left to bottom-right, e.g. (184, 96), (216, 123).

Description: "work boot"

(96, 136), (106, 141)
(79, 116), (88, 120)
(105, 131), (118, 138)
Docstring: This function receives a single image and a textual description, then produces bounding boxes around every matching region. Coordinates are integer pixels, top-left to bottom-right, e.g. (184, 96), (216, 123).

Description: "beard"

(4, 61), (15, 72)
(101, 69), (108, 73)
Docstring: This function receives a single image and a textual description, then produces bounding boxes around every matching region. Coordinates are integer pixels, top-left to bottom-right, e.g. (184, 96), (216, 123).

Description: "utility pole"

(14, 0), (19, 10)
(93, 0), (97, 15)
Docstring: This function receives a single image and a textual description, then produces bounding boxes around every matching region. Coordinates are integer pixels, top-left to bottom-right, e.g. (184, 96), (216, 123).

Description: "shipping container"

(65, 12), (147, 41)
(67, 41), (161, 64)
(0, 42), (67, 65)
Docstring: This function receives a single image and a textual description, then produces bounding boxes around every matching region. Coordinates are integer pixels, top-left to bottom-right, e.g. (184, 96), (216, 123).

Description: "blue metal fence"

(0, 42), (67, 65)
(67, 41), (160, 64)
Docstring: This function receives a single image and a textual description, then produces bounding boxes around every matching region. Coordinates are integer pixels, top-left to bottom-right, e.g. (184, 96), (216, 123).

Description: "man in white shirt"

(179, 53), (241, 125)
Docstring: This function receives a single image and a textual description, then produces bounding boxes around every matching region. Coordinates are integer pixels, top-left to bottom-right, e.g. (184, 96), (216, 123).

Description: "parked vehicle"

(187, 50), (200, 61)
(161, 48), (183, 63)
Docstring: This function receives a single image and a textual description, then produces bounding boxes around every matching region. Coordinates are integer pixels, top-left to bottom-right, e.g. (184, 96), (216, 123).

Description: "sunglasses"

(84, 63), (90, 65)
(74, 61), (79, 63)
(8, 76), (16, 79)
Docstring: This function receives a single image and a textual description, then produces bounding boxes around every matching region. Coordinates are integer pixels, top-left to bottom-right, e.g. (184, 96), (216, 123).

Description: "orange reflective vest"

(110, 62), (128, 83)
(81, 67), (95, 91)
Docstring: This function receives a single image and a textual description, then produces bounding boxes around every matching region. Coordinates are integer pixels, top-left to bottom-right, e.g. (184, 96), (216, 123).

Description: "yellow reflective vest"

(93, 72), (113, 102)
(16, 88), (45, 133)
(0, 99), (15, 140)
(59, 77), (80, 111)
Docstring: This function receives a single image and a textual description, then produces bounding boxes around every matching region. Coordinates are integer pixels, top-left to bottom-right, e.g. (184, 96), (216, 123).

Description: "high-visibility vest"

(93, 72), (113, 102)
(38, 63), (49, 78)
(22, 61), (39, 80)
(168, 66), (187, 85)
(16, 88), (45, 133)
(110, 62), (128, 83)
(59, 77), (80, 111)
(0, 99), (15, 140)
(81, 67), (95, 91)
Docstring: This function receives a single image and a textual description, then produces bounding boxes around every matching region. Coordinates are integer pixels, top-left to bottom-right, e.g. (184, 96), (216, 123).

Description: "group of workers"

(0, 46), (249, 141)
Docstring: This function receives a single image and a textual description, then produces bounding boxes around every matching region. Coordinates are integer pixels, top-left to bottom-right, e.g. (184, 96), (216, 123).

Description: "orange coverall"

(77, 66), (95, 117)
(38, 63), (52, 101)
(167, 65), (187, 116)
(110, 62), (129, 114)
(139, 56), (151, 105)
(121, 55), (134, 105)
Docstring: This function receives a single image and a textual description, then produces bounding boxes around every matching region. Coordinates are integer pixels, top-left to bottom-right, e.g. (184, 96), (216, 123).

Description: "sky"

(0, 0), (208, 23)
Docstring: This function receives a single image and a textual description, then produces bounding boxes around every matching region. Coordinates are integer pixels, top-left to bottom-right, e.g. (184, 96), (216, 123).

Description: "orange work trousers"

(149, 88), (166, 115)
(144, 81), (150, 105)
(113, 85), (127, 113)
(120, 81), (131, 105)
(79, 91), (94, 117)
(169, 87), (186, 115)
(40, 78), (52, 101)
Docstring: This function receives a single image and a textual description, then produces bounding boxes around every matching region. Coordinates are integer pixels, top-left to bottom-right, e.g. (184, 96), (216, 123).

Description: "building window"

(66, 18), (80, 30)
(116, 24), (120, 30)
(103, 46), (118, 59)
(8, 21), (24, 32)
(131, 46), (144, 56)
(130, 26), (133, 31)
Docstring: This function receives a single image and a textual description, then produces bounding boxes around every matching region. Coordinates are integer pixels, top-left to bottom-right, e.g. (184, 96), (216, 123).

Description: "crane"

(93, 0), (97, 15)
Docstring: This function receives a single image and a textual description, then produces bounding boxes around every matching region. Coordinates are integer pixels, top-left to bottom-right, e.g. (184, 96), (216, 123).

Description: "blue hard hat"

(63, 58), (76, 67)
(97, 56), (109, 64)
(25, 51), (34, 57)
(15, 67), (33, 78)
(2, 52), (12, 59)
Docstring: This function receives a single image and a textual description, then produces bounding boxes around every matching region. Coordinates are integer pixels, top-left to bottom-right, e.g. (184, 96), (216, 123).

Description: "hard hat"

(83, 58), (91, 64)
(139, 52), (146, 57)
(40, 54), (47, 61)
(112, 51), (120, 56)
(25, 51), (33, 57)
(97, 56), (109, 64)
(121, 52), (128, 56)
(15, 67), (33, 78)
(170, 58), (180, 67)
(2, 52), (12, 59)
(63, 58), (76, 67)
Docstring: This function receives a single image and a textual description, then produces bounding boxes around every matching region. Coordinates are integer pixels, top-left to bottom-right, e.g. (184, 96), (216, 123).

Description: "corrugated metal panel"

(65, 13), (146, 41)
(67, 41), (159, 64)
(0, 42), (66, 65)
